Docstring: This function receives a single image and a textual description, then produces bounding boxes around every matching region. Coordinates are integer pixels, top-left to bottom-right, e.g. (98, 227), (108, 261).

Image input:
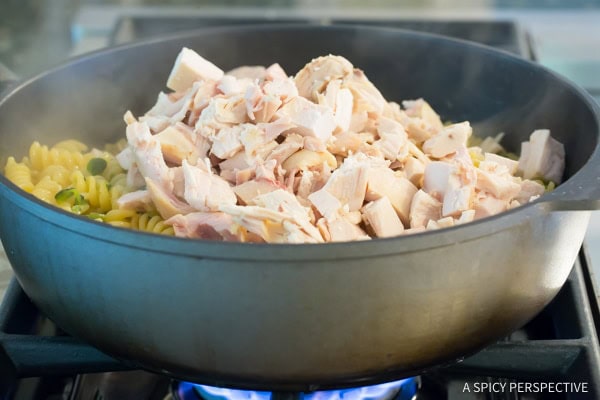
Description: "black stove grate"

(1, 251), (599, 399)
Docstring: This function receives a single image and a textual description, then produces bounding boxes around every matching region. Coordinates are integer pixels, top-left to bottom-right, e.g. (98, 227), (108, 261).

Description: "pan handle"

(536, 149), (600, 211)
(0, 62), (19, 96)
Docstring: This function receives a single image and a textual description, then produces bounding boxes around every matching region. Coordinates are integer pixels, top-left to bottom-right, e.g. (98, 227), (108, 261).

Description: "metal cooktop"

(1, 251), (599, 399)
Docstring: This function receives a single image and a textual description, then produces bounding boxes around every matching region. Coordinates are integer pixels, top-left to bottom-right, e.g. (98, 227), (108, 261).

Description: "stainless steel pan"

(0, 25), (599, 390)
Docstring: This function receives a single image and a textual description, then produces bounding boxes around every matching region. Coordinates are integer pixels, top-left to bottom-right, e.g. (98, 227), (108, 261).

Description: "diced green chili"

(73, 194), (87, 206)
(72, 195), (90, 214)
(87, 158), (107, 175)
(87, 212), (105, 220)
(54, 187), (77, 203)
(72, 204), (89, 214)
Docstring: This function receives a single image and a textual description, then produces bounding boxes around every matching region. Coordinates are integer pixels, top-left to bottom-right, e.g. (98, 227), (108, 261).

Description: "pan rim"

(0, 23), (598, 260)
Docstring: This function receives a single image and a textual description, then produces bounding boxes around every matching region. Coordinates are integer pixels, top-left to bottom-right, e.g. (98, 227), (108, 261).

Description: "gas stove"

(1, 250), (599, 399)
(1, 17), (600, 400)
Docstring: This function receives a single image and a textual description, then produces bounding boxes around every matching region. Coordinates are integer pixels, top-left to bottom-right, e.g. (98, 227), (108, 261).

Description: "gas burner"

(172, 380), (419, 400)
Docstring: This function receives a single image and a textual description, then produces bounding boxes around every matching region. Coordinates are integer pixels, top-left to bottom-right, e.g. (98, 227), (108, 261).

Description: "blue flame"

(182, 378), (417, 400)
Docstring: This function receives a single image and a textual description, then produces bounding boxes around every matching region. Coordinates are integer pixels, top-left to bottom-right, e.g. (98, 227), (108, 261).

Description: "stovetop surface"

(1, 251), (599, 399)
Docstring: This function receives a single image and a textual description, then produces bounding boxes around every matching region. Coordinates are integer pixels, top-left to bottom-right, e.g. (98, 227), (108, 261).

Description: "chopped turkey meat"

(166, 47), (223, 92)
(294, 55), (353, 101)
(308, 188), (343, 220)
(263, 78), (299, 104)
(125, 122), (171, 190)
(211, 125), (244, 159)
(258, 117), (295, 142)
(319, 80), (353, 133)
(327, 131), (366, 157)
(423, 122), (472, 158)
(517, 129), (565, 184)
(266, 133), (304, 165)
(182, 160), (237, 212)
(233, 178), (284, 205)
(282, 149), (337, 171)
(166, 212), (241, 241)
(373, 117), (409, 161)
(220, 202), (323, 243)
(402, 99), (444, 134)
(253, 189), (322, 241)
(427, 216), (455, 230)
(265, 63), (288, 81)
(344, 69), (387, 114)
(362, 197), (405, 237)
(456, 209), (476, 225)
(309, 153), (373, 214)
(141, 82), (201, 132)
(319, 215), (370, 242)
(216, 75), (245, 96)
(116, 147), (134, 170)
(190, 80), (219, 122)
(195, 95), (248, 139)
(154, 123), (198, 165)
(240, 124), (272, 162)
(404, 157), (425, 187)
(423, 161), (455, 198)
(169, 166), (185, 199)
(365, 167), (417, 225)
(219, 150), (251, 173)
(116, 189), (153, 211)
(109, 50), (565, 243)
(484, 153), (519, 175)
(442, 185), (473, 217)
(303, 136), (327, 152)
(410, 190), (442, 229)
(244, 82), (280, 123)
(475, 168), (521, 200)
(515, 179), (546, 204)
(146, 178), (194, 220)
(474, 194), (507, 219)
(276, 97), (336, 142)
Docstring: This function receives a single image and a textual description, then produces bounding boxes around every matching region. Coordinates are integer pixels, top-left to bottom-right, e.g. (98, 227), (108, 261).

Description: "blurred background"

(0, 0), (599, 295)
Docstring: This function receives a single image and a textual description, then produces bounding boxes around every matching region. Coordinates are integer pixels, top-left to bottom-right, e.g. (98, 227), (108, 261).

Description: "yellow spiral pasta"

(3, 140), (175, 237)
(4, 157), (34, 192)
(104, 138), (128, 155)
(103, 209), (137, 228)
(38, 165), (71, 187)
(51, 139), (89, 153)
(29, 141), (91, 172)
(31, 176), (63, 205)
(70, 170), (112, 212)
(131, 212), (175, 235)
(103, 157), (125, 180)
(108, 175), (128, 209)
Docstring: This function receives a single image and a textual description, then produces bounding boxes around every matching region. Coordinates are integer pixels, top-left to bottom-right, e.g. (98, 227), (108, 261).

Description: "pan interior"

(0, 25), (597, 191)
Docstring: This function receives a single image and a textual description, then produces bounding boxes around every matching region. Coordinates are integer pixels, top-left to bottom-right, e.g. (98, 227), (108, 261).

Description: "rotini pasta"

(104, 138), (128, 155)
(2, 140), (174, 236)
(70, 170), (112, 212)
(29, 141), (92, 172)
(38, 165), (71, 187)
(4, 157), (34, 192)
(131, 212), (175, 235)
(31, 176), (62, 205)
(51, 139), (89, 153)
